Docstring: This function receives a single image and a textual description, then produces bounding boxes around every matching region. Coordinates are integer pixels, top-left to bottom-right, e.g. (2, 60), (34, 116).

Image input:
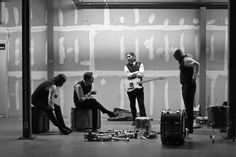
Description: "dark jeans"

(127, 88), (146, 121)
(31, 100), (66, 130)
(182, 81), (196, 131)
(75, 98), (111, 130)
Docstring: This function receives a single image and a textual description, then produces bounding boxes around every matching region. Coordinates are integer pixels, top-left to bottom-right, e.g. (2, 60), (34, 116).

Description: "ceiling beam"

(73, 1), (228, 9)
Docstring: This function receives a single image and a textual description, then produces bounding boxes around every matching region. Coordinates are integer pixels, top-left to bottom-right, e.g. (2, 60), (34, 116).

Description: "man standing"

(31, 74), (72, 135)
(173, 49), (200, 134)
(73, 72), (117, 132)
(124, 52), (147, 125)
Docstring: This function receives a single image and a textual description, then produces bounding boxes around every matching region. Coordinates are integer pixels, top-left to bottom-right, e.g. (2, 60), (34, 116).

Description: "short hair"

(83, 72), (93, 81)
(126, 52), (136, 57)
(54, 73), (66, 86)
(173, 49), (183, 58)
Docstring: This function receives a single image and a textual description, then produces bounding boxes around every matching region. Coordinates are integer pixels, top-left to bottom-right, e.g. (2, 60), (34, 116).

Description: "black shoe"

(220, 128), (227, 132)
(131, 121), (136, 126)
(188, 128), (193, 134)
(108, 112), (118, 118)
(92, 128), (97, 132)
(59, 128), (70, 135)
(64, 126), (73, 133)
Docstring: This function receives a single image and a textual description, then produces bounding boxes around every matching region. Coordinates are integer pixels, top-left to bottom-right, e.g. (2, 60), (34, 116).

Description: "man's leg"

(54, 104), (72, 132)
(182, 83), (196, 133)
(91, 108), (98, 132)
(136, 88), (146, 117)
(76, 101), (99, 132)
(47, 109), (70, 135)
(32, 100), (69, 135)
(83, 98), (116, 117)
(127, 91), (137, 124)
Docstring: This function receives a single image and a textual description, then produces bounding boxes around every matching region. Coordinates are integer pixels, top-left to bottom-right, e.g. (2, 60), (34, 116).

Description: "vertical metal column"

(47, 0), (54, 79)
(20, 0), (33, 139)
(199, 4), (207, 116)
(228, 0), (236, 139)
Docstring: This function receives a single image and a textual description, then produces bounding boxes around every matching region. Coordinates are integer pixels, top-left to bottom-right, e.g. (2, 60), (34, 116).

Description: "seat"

(70, 107), (101, 131)
(32, 106), (50, 134)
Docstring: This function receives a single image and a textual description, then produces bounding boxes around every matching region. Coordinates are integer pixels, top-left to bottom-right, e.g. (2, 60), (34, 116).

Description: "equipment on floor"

(160, 109), (186, 145)
(195, 116), (208, 125)
(141, 124), (158, 139)
(84, 129), (138, 142)
(84, 132), (112, 141)
(135, 117), (151, 129)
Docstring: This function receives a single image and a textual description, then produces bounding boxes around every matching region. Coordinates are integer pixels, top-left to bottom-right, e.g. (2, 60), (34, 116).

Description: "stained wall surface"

(0, 0), (228, 119)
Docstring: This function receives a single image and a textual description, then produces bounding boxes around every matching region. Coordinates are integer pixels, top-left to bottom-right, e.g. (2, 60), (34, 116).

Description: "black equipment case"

(207, 106), (229, 129)
(160, 110), (186, 145)
(71, 107), (101, 131)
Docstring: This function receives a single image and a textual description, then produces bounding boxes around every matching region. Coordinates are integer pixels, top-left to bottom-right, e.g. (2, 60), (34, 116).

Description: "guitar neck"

(138, 77), (165, 84)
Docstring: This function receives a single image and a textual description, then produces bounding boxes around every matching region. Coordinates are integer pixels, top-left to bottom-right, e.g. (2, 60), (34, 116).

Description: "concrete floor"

(0, 117), (236, 157)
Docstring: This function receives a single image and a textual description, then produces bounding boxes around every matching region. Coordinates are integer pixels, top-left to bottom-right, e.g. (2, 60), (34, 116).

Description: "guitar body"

(124, 78), (143, 92)
(124, 77), (165, 92)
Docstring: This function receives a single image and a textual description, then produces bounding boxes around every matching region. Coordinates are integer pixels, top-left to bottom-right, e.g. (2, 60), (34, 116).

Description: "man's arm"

(184, 57), (200, 80)
(74, 84), (95, 102)
(48, 85), (57, 109)
(124, 65), (138, 79)
(137, 63), (144, 78)
(124, 64), (144, 79)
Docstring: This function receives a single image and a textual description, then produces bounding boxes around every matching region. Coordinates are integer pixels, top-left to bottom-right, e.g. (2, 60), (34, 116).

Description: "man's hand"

(48, 99), (55, 110)
(90, 91), (97, 95)
(192, 74), (198, 81)
(83, 91), (97, 100)
(136, 74), (143, 79)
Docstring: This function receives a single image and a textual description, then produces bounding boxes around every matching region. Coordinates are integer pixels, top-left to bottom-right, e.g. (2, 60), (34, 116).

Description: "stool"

(32, 106), (50, 134)
(135, 117), (151, 129)
(71, 107), (101, 131)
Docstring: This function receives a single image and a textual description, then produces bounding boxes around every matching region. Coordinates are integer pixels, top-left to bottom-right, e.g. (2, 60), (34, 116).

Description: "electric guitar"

(124, 77), (165, 92)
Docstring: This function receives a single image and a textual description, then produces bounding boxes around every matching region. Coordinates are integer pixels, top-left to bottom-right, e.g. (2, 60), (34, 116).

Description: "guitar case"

(160, 109), (186, 145)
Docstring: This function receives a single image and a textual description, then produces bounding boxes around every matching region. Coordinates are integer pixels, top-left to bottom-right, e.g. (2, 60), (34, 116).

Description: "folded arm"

(124, 63), (144, 79)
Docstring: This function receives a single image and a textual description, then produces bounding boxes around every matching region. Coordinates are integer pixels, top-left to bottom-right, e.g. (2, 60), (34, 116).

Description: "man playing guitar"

(124, 52), (147, 125)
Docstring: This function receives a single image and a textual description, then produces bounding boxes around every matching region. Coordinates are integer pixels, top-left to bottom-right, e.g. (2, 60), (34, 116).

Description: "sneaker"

(131, 121), (136, 126)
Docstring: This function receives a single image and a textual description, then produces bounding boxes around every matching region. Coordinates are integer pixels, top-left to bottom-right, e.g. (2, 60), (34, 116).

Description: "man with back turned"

(173, 49), (200, 134)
